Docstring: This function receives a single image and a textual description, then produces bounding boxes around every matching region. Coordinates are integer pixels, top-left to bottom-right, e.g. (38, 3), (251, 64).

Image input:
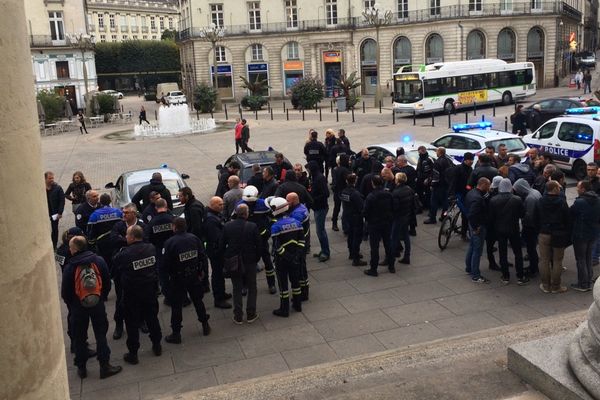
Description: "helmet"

(264, 196), (275, 207)
(270, 197), (289, 216)
(242, 185), (259, 202)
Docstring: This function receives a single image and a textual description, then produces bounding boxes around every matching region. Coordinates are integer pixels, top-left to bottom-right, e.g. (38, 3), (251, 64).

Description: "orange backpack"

(74, 262), (102, 307)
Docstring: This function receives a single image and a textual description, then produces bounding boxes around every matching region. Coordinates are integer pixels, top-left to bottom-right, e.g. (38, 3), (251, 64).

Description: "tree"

(37, 90), (64, 122)
(240, 75), (269, 110)
(290, 76), (324, 110)
(193, 83), (218, 113)
(161, 29), (177, 41)
(335, 72), (361, 110)
(95, 41), (180, 74)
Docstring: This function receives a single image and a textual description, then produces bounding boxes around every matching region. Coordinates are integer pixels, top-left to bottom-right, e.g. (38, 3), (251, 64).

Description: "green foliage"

(239, 75), (270, 96)
(290, 76), (324, 110)
(161, 29), (177, 41)
(96, 93), (117, 115)
(193, 83), (218, 113)
(335, 72), (361, 110)
(95, 41), (180, 74)
(241, 95), (268, 111)
(37, 90), (65, 122)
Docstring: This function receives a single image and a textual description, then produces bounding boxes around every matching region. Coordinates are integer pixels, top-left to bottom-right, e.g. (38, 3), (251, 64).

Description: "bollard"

(505, 116), (508, 131)
(196, 110), (199, 120)
(210, 111), (213, 119)
(431, 112), (435, 127)
(492, 103), (496, 117)
(392, 109), (396, 125)
(352, 107), (355, 123)
(363, 101), (365, 113)
(255, 109), (258, 120)
(302, 109), (305, 121)
(155, 110), (158, 120)
(336, 109), (339, 122)
(473, 102), (477, 116)
(448, 112), (451, 128)
(238, 104), (242, 114)
(319, 107), (322, 121)
(224, 103), (228, 120)
(379, 100), (382, 114)
(465, 112), (468, 123)
(481, 114), (485, 122)
(240, 108), (243, 119)
(315, 104), (318, 113)
(121, 104), (124, 112)
(283, 102), (286, 113)
(268, 102), (271, 113)
(286, 109), (289, 120)
(270, 107), (273, 120)
(330, 101), (333, 113)
(413, 110), (416, 126)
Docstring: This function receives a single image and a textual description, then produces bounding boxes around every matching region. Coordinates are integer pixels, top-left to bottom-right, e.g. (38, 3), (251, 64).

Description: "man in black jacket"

(275, 169), (314, 208)
(448, 152), (474, 238)
(359, 162), (384, 199)
(353, 148), (377, 185)
(178, 187), (208, 292)
(391, 173), (414, 265)
(393, 155), (417, 190)
(215, 161), (241, 198)
(132, 172), (173, 211)
(46, 171), (65, 249)
(260, 166), (279, 198)
(219, 204), (262, 324)
(247, 164), (264, 193)
(363, 175), (394, 276)
(141, 191), (161, 223)
(468, 155), (498, 187)
(306, 160), (330, 261)
(202, 196), (231, 309)
(272, 153), (293, 182)
(424, 147), (454, 224)
(304, 130), (327, 173)
(240, 119), (253, 152)
(331, 154), (352, 232)
(75, 189), (100, 231)
(341, 174), (366, 266)
(144, 199), (175, 305)
(465, 178), (491, 283)
(416, 146), (434, 210)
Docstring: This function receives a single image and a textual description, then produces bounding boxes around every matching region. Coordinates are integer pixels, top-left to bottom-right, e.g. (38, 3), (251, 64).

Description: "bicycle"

(437, 199), (465, 251)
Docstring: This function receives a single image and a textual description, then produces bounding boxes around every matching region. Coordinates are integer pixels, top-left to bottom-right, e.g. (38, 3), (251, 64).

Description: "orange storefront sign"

(323, 51), (342, 63)
(284, 61), (304, 71)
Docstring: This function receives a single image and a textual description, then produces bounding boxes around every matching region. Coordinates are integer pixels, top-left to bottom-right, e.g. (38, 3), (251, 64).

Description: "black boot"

(112, 323), (123, 340)
(272, 298), (290, 318)
(123, 352), (139, 365)
(152, 343), (162, 356)
(399, 256), (410, 265)
(77, 366), (87, 379)
(201, 320), (211, 336)
(300, 285), (309, 301)
(352, 259), (367, 266)
(165, 332), (182, 344)
(292, 296), (302, 312)
(99, 362), (122, 379)
(332, 221), (339, 232)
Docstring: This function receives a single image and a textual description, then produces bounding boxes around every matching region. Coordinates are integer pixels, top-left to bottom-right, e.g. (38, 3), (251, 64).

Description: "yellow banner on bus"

(458, 90), (488, 104)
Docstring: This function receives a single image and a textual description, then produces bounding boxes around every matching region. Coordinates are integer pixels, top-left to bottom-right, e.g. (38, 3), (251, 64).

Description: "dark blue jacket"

(570, 191), (600, 241)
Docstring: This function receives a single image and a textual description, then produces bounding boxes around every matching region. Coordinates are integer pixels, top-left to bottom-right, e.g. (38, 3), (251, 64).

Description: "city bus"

(392, 59), (536, 114)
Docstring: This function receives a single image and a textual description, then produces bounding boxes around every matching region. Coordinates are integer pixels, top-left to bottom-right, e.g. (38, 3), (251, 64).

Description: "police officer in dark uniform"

(285, 193), (310, 301)
(113, 225), (162, 364)
(363, 175), (394, 276)
(75, 189), (100, 231)
(269, 197), (304, 317)
(341, 174), (366, 266)
(144, 199), (175, 305)
(141, 191), (162, 223)
(303, 130), (327, 173)
(162, 217), (211, 344)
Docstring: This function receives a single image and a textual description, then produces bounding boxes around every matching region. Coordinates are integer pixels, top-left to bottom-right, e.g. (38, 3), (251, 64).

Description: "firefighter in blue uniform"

(285, 192), (310, 301)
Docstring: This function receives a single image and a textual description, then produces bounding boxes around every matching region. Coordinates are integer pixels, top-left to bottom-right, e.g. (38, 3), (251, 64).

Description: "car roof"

(367, 141), (435, 153)
(552, 114), (600, 123)
(119, 167), (183, 185)
(439, 129), (518, 140)
(234, 150), (281, 166)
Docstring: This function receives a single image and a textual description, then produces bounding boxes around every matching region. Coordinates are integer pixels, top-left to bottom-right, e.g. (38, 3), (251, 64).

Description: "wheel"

(438, 215), (453, 251)
(443, 100), (455, 114)
(573, 159), (587, 181)
(451, 210), (462, 235)
(502, 91), (512, 106)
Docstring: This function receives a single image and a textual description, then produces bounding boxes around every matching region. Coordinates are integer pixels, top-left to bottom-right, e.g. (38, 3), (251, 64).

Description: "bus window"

(472, 74), (487, 90)
(514, 70), (526, 85)
(425, 79), (445, 96)
(488, 72), (498, 88)
(525, 69), (534, 84)
(457, 75), (471, 91)
(443, 77), (456, 93)
(499, 71), (511, 87)
(394, 79), (423, 102)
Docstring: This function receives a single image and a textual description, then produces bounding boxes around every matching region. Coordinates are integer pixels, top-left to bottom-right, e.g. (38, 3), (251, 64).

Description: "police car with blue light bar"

(523, 106), (600, 180)
(430, 122), (528, 163)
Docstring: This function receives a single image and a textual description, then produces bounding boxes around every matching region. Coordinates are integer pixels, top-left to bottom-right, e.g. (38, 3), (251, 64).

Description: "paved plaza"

(42, 86), (596, 400)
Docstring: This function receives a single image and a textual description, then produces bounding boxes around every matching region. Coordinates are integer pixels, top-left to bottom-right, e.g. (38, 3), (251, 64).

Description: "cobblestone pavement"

(43, 85), (595, 400)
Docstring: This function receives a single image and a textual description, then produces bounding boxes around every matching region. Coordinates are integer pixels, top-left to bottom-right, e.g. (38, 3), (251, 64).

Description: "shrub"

(241, 95), (268, 111)
(335, 72), (361, 110)
(290, 76), (324, 110)
(97, 93), (117, 115)
(37, 90), (65, 122)
(193, 83), (218, 113)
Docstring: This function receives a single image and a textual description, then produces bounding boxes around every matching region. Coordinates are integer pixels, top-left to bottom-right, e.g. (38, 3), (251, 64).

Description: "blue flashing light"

(402, 135), (412, 143)
(161, 164), (168, 168)
(565, 106), (600, 115)
(452, 122), (493, 133)
(576, 133), (592, 141)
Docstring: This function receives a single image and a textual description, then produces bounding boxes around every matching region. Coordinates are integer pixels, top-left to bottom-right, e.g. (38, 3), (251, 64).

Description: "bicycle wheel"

(451, 210), (462, 235)
(438, 214), (453, 251)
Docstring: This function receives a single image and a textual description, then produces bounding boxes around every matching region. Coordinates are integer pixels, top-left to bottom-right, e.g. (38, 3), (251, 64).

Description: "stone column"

(0, 1), (70, 399)
(568, 278), (600, 399)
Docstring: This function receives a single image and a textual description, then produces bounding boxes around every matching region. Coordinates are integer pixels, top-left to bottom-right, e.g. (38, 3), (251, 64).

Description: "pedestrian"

(394, 155), (418, 236)
(331, 154), (351, 232)
(61, 235), (122, 379)
(363, 175), (394, 277)
(269, 197), (304, 317)
(513, 178), (541, 278)
(489, 178), (529, 285)
(293, 163), (311, 189)
(75, 189), (100, 231)
(144, 199), (175, 306)
(570, 181), (600, 292)
(178, 187), (208, 291)
(532, 163), (556, 194)
(234, 117), (243, 154)
(247, 164), (264, 193)
(416, 145), (434, 210)
(511, 104), (527, 136)
(45, 171), (65, 249)
(112, 225), (163, 365)
(468, 155), (498, 187)
(275, 169), (314, 208)
(163, 217), (211, 344)
(381, 167), (396, 192)
(447, 152), (474, 239)
(215, 161), (241, 198)
(78, 110), (89, 134)
(528, 104), (543, 132)
(220, 204), (262, 324)
(583, 69), (593, 94)
(139, 106), (150, 125)
(338, 128), (350, 149)
(272, 153), (293, 182)
(391, 172), (414, 265)
(240, 119), (253, 152)
(507, 154), (536, 185)
(465, 177), (492, 283)
(575, 69), (584, 90)
(203, 196), (232, 309)
(359, 162), (384, 199)
(223, 175), (244, 220)
(87, 193), (123, 264)
(286, 192), (311, 300)
(141, 191), (162, 223)
(485, 176), (502, 271)
(132, 172), (173, 211)
(341, 174), (366, 266)
(495, 144), (510, 169)
(424, 147), (453, 224)
(65, 171), (91, 213)
(585, 162), (600, 194)
(306, 160), (330, 262)
(260, 166), (279, 199)
(535, 180), (571, 294)
(304, 129), (327, 174)
(324, 128), (336, 181)
(353, 148), (378, 186)
(329, 138), (352, 179)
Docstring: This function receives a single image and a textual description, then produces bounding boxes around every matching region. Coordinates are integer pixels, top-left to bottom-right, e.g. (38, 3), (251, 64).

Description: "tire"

(443, 100), (455, 114)
(502, 91), (512, 106)
(573, 159), (587, 181)
(438, 215), (453, 251)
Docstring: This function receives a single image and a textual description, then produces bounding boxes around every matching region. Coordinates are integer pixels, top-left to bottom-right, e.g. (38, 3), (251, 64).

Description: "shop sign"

(323, 51), (341, 63)
(247, 63), (268, 72)
(284, 61), (304, 71)
(210, 65), (232, 75)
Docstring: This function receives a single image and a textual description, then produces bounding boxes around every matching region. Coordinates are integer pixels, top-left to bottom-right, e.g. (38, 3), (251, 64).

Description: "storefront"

(210, 64), (234, 98)
(323, 50), (342, 97)
(246, 63), (269, 96)
(283, 61), (304, 95)
(360, 39), (377, 96)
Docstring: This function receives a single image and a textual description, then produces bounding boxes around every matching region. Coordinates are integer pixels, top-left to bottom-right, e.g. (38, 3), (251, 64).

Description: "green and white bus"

(392, 59), (536, 114)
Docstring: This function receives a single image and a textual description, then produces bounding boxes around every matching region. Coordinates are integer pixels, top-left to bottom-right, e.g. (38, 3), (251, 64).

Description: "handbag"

(223, 222), (246, 275)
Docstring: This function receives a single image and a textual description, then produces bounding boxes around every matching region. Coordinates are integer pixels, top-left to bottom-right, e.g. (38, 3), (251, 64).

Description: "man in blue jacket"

(465, 178), (491, 284)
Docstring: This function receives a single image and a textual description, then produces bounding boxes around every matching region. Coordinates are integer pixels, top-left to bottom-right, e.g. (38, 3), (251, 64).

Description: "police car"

(523, 106), (600, 180)
(430, 122), (529, 162)
(366, 138), (443, 168)
(105, 166), (190, 215)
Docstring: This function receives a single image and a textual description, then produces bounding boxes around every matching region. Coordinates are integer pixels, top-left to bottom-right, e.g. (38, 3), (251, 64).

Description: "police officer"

(303, 129), (327, 173)
(113, 225), (162, 364)
(141, 191), (162, 223)
(285, 192), (310, 301)
(87, 194), (123, 258)
(237, 186), (277, 294)
(341, 174), (366, 266)
(162, 217), (211, 344)
(75, 189), (99, 231)
(178, 187), (208, 291)
(269, 197), (304, 317)
(363, 175), (394, 276)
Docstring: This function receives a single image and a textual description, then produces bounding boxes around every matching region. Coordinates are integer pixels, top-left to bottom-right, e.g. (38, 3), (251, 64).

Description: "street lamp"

(362, 3), (393, 108)
(199, 23), (226, 111)
(68, 32), (96, 114)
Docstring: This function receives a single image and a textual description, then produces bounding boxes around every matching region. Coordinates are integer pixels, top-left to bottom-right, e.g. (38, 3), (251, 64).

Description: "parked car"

(164, 91), (187, 105)
(100, 89), (124, 99)
(522, 97), (590, 128)
(366, 141), (442, 168)
(216, 150), (292, 184)
(105, 166), (190, 216)
(577, 51), (596, 68)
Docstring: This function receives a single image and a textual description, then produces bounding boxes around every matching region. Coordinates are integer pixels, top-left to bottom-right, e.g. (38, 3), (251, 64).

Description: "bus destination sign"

(395, 74), (420, 81)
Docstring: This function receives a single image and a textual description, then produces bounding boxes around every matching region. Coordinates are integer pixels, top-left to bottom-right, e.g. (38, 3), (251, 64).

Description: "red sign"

(569, 32), (576, 42)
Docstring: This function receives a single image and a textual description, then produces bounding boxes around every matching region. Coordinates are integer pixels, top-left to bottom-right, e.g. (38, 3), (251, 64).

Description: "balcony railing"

(177, 1), (580, 40)
(30, 35), (71, 47)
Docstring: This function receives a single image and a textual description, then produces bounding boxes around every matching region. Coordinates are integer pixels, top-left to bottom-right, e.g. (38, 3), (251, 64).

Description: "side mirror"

(181, 173), (190, 179)
(215, 164), (223, 170)
(105, 182), (115, 189)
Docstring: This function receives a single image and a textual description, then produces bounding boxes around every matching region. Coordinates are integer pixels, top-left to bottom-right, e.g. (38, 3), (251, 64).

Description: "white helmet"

(270, 197), (289, 216)
(242, 185), (259, 202)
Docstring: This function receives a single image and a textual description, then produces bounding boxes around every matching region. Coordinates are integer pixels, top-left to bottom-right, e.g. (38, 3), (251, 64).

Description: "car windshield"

(486, 138), (527, 152)
(170, 91), (183, 96)
(405, 149), (437, 165)
(127, 179), (182, 200)
(393, 79), (423, 103)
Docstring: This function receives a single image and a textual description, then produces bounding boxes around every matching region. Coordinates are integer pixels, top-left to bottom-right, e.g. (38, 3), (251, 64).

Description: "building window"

(466, 30), (486, 59)
(527, 27), (544, 58)
(150, 16), (156, 29)
(141, 16), (147, 26)
(469, 0), (482, 11)
(287, 41), (299, 59)
(251, 44), (263, 61)
(120, 15), (127, 26)
(285, 0), (298, 29)
(531, 0), (541, 10)
(500, 0), (513, 11)
(112, 35), (117, 41)
(168, 17), (173, 29)
(133, 35), (138, 40)
(497, 28), (516, 61)
(131, 15), (137, 27)
(248, 2), (261, 31)
(56, 61), (69, 78)
(100, 34), (106, 42)
(393, 36), (411, 68)
(426, 33), (443, 63)
(211, 4), (224, 27)
(326, 0), (337, 25)
(364, 0), (375, 8)
(143, 35), (148, 39)
(430, 0), (440, 15)
(159, 16), (164, 30)
(152, 35), (157, 39)
(397, 0), (408, 18)
(216, 45), (226, 62)
(123, 35), (128, 40)
(109, 14), (116, 29)
(48, 11), (65, 41)
(98, 14), (104, 28)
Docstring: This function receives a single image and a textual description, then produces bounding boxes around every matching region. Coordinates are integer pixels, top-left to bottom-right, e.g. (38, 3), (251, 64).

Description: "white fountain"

(133, 104), (216, 138)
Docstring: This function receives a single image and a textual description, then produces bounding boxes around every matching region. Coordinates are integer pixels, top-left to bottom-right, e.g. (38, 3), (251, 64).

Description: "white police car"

(430, 122), (529, 162)
(523, 106), (600, 180)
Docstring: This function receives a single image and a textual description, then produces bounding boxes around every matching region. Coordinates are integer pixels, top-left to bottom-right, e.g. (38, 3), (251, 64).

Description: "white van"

(156, 83), (179, 100)
(523, 107), (600, 180)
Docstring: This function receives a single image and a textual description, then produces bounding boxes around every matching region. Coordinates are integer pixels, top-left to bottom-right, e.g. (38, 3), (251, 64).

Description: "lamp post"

(67, 32), (96, 114)
(362, 3), (393, 108)
(199, 23), (226, 111)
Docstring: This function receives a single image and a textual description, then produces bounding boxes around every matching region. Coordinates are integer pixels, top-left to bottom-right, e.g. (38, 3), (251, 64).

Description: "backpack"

(74, 262), (102, 308)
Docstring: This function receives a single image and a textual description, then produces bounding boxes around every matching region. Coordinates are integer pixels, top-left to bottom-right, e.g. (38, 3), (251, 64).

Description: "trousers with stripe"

(299, 223), (310, 295)
(261, 237), (276, 288)
(274, 249), (302, 303)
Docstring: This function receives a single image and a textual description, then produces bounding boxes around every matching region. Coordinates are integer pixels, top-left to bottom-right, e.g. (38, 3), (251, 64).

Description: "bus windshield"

(394, 79), (423, 103)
